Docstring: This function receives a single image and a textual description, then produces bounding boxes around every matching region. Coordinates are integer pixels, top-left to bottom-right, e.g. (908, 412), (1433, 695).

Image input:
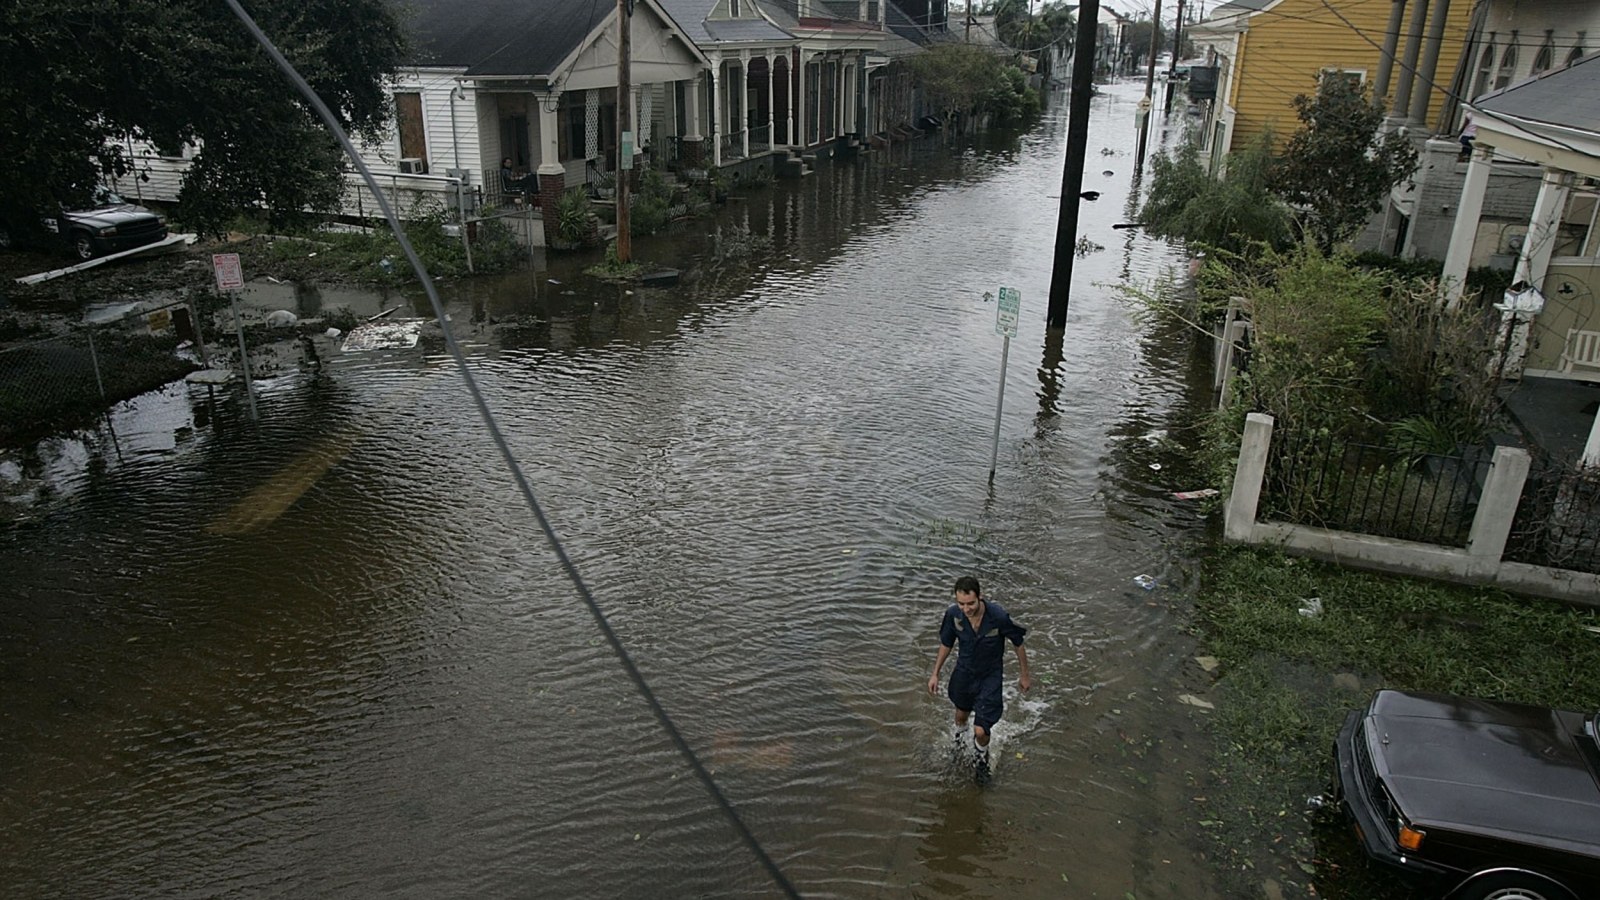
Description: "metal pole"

(458, 180), (475, 274)
(85, 328), (106, 400)
(988, 335), (1011, 480)
(229, 293), (259, 421)
(186, 299), (210, 367)
(616, 0), (633, 262)
(1045, 0), (1098, 329)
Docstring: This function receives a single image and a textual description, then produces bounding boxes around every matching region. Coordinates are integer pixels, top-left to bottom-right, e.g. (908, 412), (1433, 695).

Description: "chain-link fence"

(0, 299), (206, 448)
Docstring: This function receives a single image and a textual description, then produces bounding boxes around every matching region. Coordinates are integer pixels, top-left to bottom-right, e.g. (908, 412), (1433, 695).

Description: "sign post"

(989, 286), (1021, 480)
(211, 252), (258, 421)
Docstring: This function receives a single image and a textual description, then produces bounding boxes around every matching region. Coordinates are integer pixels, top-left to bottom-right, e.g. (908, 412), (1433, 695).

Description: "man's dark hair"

(953, 575), (981, 597)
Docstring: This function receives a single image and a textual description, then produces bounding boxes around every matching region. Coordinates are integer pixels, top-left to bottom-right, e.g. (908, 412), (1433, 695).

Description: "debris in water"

(1298, 597), (1324, 618)
(1195, 656), (1220, 672)
(1133, 574), (1157, 591)
(1178, 694), (1215, 710)
(1171, 488), (1220, 500)
(1148, 462), (1162, 471)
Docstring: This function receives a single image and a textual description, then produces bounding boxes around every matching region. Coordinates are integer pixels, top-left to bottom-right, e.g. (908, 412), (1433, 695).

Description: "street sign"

(995, 286), (1021, 338)
(212, 253), (243, 292)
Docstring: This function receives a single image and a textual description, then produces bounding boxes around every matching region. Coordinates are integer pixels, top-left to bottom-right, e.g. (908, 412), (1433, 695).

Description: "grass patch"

(1195, 546), (1600, 899)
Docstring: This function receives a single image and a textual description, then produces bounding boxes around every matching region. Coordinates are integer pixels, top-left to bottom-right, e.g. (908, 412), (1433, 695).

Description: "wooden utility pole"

(615, 0), (633, 261)
(1044, 0), (1098, 329)
(1134, 0), (1161, 171)
(1164, 0), (1185, 114)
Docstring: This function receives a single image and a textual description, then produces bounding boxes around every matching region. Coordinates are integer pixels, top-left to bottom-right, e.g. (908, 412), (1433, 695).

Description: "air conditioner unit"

(398, 158), (426, 174)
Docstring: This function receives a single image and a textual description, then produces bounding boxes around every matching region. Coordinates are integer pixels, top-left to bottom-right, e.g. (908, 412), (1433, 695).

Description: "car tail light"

(1398, 825), (1426, 851)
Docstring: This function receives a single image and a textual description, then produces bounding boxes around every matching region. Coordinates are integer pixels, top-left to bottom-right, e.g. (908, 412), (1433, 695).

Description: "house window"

(1319, 68), (1364, 92)
(730, 0), (740, 16)
(395, 91), (428, 172)
(1569, 33), (1587, 68)
(1494, 37), (1518, 90)
(1473, 40), (1495, 97)
(1532, 31), (1554, 74)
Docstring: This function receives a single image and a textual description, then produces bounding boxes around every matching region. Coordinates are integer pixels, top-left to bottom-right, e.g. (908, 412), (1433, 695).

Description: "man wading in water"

(927, 576), (1031, 783)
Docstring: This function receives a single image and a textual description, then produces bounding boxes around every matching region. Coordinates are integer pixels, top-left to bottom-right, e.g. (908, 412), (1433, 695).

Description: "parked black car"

(1333, 689), (1600, 900)
(0, 191), (168, 260)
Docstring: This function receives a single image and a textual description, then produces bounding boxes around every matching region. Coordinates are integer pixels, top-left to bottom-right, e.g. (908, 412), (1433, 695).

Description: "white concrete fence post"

(1225, 412), (1275, 543)
(1466, 445), (1531, 570)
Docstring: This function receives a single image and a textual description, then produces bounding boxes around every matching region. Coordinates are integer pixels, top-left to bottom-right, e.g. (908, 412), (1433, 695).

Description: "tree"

(1140, 134), (1291, 256)
(0, 0), (406, 234)
(1271, 76), (1418, 252)
(907, 44), (1012, 124)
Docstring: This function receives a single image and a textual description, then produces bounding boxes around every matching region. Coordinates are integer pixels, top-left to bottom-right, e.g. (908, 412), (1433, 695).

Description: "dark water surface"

(1, 81), (1223, 898)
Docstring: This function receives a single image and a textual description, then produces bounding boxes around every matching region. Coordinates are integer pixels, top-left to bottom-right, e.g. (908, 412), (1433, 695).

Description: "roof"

(656, 0), (795, 45)
(1473, 51), (1600, 140)
(1206, 0), (1271, 17)
(703, 18), (793, 42)
(400, 0), (607, 76)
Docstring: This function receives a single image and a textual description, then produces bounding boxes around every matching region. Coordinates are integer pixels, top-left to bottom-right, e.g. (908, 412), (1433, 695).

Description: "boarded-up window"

(396, 92), (428, 171)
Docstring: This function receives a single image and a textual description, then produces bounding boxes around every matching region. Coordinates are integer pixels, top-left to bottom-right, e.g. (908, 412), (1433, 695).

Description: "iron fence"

(1262, 429), (1492, 547)
(1505, 457), (1600, 575)
(720, 131), (745, 160)
(749, 124), (772, 153)
(0, 299), (205, 448)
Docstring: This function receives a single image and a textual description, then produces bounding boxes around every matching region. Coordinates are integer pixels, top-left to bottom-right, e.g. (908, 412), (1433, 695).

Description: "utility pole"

(965, 0), (971, 42)
(1045, 0), (1098, 330)
(1134, 0), (1161, 172)
(1163, 0), (1185, 114)
(615, 0), (633, 261)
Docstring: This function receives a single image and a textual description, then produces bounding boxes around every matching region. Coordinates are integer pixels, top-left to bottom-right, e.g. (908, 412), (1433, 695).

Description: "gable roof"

(400, 0), (607, 76)
(1473, 51), (1600, 140)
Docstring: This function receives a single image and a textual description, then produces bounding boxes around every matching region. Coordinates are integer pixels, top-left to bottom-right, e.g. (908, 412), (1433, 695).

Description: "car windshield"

(92, 189), (125, 207)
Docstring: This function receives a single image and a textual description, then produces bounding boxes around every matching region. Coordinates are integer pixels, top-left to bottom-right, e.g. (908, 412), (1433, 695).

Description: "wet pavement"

(1, 80), (1225, 898)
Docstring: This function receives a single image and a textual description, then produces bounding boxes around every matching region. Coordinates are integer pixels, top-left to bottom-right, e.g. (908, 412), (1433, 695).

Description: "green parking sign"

(995, 286), (1020, 337)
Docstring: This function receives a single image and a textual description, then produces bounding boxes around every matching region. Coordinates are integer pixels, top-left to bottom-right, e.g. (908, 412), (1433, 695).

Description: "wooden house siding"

(1226, 0), (1472, 155)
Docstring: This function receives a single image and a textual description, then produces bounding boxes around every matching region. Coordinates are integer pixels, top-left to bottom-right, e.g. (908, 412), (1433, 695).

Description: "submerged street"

(1, 80), (1227, 898)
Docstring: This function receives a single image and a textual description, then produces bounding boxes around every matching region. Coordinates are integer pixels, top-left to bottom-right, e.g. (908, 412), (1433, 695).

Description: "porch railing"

(749, 124), (772, 153)
(719, 131), (745, 161)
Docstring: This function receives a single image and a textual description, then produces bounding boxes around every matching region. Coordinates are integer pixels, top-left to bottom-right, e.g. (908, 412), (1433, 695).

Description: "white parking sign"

(212, 253), (244, 292)
(995, 286), (1020, 338)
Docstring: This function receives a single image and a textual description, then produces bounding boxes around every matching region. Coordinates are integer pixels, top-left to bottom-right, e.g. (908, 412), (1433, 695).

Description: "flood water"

(1, 80), (1225, 898)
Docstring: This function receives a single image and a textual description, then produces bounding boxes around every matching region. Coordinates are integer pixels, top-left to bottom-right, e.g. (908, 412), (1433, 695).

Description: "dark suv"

(1333, 689), (1600, 900)
(0, 190), (168, 260)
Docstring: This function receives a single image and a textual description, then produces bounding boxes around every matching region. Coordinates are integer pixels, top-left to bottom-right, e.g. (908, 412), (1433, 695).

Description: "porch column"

(537, 93), (567, 247)
(764, 53), (775, 149)
(797, 51), (808, 148)
(1442, 141), (1492, 307)
(856, 51), (868, 140)
(1391, 0), (1429, 118)
(682, 74), (704, 166)
(711, 55), (723, 168)
(1373, 0), (1406, 100)
(790, 50), (801, 148)
(1515, 169), (1573, 290)
(1408, 0), (1450, 126)
(740, 50), (751, 159)
(1584, 411), (1600, 468)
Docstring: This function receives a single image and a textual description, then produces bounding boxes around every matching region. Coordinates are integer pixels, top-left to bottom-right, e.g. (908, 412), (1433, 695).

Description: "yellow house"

(1188, 0), (1475, 170)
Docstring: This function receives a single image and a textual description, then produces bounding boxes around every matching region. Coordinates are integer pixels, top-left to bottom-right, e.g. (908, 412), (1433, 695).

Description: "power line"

(219, 1), (804, 897)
